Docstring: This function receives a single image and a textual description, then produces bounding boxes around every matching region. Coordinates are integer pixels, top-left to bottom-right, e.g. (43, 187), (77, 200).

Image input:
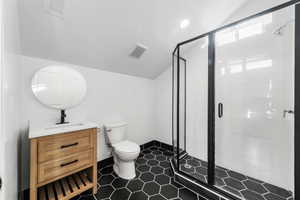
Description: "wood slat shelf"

(38, 171), (93, 200)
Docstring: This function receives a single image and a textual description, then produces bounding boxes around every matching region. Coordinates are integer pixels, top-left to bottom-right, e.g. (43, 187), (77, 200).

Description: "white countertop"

(29, 122), (99, 139)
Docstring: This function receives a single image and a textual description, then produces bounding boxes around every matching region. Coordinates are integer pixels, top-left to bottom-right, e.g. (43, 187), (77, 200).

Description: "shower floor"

(179, 155), (294, 200)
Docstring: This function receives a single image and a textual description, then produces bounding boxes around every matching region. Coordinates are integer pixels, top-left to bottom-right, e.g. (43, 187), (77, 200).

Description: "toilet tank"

(105, 121), (127, 145)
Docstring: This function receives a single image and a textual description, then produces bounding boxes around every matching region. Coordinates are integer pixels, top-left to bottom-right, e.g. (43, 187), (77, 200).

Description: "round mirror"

(32, 65), (87, 109)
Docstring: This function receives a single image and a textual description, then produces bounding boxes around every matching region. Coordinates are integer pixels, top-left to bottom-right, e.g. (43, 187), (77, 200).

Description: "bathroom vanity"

(29, 123), (98, 200)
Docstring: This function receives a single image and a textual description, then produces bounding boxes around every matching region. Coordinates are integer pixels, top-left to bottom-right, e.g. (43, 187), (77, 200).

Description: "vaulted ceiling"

(19, 0), (249, 79)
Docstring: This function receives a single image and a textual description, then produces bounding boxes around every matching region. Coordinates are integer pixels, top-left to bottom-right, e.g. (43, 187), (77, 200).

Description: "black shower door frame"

(172, 0), (300, 199)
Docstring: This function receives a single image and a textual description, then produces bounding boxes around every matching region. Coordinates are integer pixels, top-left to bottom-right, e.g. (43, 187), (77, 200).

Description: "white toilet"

(104, 122), (140, 179)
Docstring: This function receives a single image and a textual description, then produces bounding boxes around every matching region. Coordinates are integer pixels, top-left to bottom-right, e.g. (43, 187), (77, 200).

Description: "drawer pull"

(61, 142), (79, 149)
(60, 159), (78, 167)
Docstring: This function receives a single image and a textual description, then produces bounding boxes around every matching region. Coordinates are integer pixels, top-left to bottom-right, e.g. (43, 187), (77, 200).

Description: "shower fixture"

(273, 19), (295, 35)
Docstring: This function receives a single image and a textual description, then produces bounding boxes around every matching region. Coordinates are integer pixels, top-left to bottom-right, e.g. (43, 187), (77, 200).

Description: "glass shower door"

(178, 37), (209, 183)
(214, 6), (294, 200)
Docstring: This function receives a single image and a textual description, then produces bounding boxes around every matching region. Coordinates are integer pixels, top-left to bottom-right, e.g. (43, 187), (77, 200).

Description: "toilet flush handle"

(106, 129), (112, 133)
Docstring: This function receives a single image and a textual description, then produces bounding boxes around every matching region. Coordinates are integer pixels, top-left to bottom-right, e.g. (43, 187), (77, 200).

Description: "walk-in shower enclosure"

(172, 1), (300, 200)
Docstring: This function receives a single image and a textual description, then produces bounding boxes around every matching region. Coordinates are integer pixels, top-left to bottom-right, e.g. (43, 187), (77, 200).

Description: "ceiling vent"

(129, 44), (148, 59)
(44, 0), (65, 18)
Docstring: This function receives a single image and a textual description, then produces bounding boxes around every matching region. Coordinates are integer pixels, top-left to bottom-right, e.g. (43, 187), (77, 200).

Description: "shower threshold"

(179, 155), (294, 200)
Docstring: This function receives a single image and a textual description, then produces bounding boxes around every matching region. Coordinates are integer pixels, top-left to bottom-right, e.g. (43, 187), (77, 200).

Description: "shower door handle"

(218, 103), (223, 118)
(283, 110), (294, 118)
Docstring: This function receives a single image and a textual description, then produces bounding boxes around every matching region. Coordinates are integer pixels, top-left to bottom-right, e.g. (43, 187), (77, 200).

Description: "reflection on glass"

(238, 14), (272, 39)
(216, 28), (236, 46)
(214, 13), (273, 47)
(246, 59), (272, 70)
(229, 63), (243, 74)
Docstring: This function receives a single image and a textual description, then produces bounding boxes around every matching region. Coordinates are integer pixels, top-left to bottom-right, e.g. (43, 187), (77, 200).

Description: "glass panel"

(178, 37), (209, 183)
(215, 6), (294, 199)
(172, 49), (179, 158)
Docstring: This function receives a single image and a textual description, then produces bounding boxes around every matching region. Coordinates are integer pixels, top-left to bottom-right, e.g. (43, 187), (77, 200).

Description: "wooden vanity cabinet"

(30, 128), (97, 200)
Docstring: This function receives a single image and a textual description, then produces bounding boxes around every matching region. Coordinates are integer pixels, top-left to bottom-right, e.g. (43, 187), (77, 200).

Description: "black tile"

(112, 177), (128, 189)
(100, 166), (113, 175)
(140, 172), (155, 182)
(110, 188), (131, 200)
(221, 186), (242, 197)
(163, 151), (173, 157)
(127, 179), (144, 192)
(156, 155), (167, 161)
(241, 189), (265, 200)
(160, 161), (170, 168)
(143, 141), (155, 149)
(135, 170), (141, 178)
(179, 188), (198, 200)
(94, 142), (297, 200)
(215, 168), (228, 178)
(142, 150), (151, 154)
(198, 195), (208, 200)
(129, 191), (148, 200)
(181, 165), (194, 173)
(151, 166), (164, 174)
(155, 174), (170, 185)
(191, 173), (206, 183)
(187, 159), (201, 167)
(247, 176), (264, 184)
(136, 158), (147, 165)
(227, 170), (247, 181)
(99, 175), (115, 185)
(243, 180), (267, 194)
(143, 182), (160, 195)
(171, 178), (184, 189)
(148, 160), (159, 166)
(215, 177), (225, 187)
(263, 183), (292, 198)
(264, 193), (285, 200)
(164, 168), (173, 177)
(144, 154), (155, 160)
(98, 157), (114, 169)
(195, 167), (207, 176)
(138, 152), (144, 158)
(149, 194), (167, 200)
(160, 185), (178, 199)
(200, 161), (208, 168)
(137, 165), (150, 172)
(153, 150), (162, 155)
(96, 185), (114, 199)
(224, 177), (245, 190)
(150, 147), (158, 151)
(161, 143), (173, 151)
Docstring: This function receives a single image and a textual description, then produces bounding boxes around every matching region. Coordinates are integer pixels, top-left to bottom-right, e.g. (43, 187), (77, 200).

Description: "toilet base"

(113, 158), (136, 180)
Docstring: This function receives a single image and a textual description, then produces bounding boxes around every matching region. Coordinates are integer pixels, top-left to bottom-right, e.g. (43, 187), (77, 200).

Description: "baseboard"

(21, 140), (172, 200)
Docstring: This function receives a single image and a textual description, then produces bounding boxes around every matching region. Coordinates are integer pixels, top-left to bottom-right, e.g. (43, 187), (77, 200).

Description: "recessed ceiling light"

(180, 19), (190, 29)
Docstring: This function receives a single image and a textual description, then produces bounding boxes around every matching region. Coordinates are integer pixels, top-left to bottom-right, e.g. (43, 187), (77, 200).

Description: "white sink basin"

(45, 123), (85, 130)
(29, 122), (99, 139)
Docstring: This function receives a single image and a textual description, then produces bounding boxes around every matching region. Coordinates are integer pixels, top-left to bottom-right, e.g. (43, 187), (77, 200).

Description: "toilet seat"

(113, 140), (140, 154)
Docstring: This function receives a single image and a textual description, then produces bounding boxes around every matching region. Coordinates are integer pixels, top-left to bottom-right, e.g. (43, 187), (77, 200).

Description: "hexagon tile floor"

(72, 143), (294, 200)
(74, 144), (206, 200)
(179, 155), (294, 200)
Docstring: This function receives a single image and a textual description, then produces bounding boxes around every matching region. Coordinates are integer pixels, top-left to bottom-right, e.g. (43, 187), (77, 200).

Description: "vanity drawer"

(38, 149), (93, 184)
(38, 130), (93, 163)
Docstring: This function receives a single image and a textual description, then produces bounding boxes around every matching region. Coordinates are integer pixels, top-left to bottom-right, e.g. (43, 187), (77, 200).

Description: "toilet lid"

(113, 140), (140, 153)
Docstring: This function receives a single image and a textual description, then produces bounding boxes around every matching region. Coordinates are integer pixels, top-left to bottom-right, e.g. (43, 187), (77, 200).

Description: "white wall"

(20, 56), (156, 190)
(1, 0), (22, 199)
(154, 67), (172, 145)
